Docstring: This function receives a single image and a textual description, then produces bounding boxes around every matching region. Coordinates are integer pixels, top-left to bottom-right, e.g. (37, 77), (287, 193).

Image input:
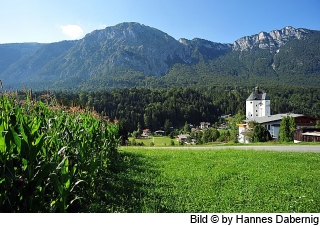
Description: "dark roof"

(246, 86), (270, 101)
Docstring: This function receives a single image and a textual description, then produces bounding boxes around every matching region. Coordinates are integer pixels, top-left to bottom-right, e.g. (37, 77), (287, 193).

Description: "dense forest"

(28, 85), (320, 133)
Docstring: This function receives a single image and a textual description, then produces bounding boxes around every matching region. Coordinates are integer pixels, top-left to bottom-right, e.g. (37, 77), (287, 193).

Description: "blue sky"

(1, 0), (320, 44)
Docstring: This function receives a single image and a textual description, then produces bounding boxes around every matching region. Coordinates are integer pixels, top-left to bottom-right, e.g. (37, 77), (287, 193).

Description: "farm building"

(154, 130), (165, 136)
(294, 128), (320, 143)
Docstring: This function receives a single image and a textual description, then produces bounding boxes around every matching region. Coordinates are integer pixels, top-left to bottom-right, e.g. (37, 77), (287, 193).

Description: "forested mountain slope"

(1, 23), (319, 90)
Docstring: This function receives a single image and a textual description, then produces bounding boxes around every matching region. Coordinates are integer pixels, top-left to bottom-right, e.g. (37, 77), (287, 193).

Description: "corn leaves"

(0, 92), (119, 212)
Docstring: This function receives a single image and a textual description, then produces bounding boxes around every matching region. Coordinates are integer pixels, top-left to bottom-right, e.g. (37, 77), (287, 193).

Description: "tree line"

(26, 85), (320, 134)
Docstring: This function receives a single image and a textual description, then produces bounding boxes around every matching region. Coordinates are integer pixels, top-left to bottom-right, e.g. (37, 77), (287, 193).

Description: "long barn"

(294, 128), (320, 143)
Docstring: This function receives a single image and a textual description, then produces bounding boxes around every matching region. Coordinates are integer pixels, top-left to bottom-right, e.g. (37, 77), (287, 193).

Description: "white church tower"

(246, 86), (271, 120)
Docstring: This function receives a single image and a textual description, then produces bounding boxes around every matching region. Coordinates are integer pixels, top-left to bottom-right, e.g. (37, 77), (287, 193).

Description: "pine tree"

(118, 119), (129, 145)
(164, 119), (170, 136)
(137, 122), (142, 135)
(183, 121), (190, 133)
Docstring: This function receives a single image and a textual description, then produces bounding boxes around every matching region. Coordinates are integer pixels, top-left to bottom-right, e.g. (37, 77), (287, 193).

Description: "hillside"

(1, 23), (319, 91)
(0, 43), (43, 74)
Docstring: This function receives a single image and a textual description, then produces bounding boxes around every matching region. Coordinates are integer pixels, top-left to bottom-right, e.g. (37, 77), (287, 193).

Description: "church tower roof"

(246, 86), (270, 101)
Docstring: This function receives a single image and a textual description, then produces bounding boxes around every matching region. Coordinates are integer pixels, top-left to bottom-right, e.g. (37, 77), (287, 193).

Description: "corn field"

(0, 91), (119, 212)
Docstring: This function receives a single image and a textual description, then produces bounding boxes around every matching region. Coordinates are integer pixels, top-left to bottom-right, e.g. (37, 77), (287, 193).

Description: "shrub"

(170, 140), (175, 146)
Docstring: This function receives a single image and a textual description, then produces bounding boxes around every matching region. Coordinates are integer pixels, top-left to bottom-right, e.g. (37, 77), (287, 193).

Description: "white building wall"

(246, 100), (255, 120)
(246, 99), (271, 120)
(260, 100), (271, 117)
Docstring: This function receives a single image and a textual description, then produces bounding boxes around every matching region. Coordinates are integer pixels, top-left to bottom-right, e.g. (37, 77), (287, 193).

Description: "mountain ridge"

(1, 22), (319, 90)
(233, 26), (313, 51)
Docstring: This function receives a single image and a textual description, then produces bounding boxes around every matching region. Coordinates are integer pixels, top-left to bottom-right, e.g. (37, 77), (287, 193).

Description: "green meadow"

(129, 136), (179, 146)
(106, 147), (320, 213)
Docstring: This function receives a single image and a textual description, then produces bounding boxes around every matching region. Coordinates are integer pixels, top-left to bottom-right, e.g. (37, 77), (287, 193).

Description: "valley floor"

(133, 145), (320, 152)
(106, 147), (320, 213)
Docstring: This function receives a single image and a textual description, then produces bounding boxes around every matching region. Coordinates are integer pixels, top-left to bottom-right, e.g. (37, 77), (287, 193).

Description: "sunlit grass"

(129, 136), (179, 146)
(129, 135), (320, 147)
(110, 147), (320, 213)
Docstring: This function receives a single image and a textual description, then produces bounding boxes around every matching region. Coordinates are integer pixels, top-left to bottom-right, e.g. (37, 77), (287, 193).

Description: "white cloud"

(99, 24), (107, 29)
(60, 25), (84, 39)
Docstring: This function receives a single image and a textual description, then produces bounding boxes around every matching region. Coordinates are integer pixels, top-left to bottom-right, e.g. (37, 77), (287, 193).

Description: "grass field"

(129, 135), (320, 147)
(104, 147), (320, 213)
(129, 136), (180, 146)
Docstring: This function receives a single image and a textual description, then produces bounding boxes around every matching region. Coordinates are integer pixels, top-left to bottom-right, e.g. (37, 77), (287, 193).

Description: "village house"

(237, 87), (319, 143)
(176, 134), (190, 143)
(142, 129), (151, 137)
(200, 122), (210, 129)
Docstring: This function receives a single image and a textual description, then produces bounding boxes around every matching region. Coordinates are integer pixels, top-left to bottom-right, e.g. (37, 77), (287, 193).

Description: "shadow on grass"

(85, 151), (170, 213)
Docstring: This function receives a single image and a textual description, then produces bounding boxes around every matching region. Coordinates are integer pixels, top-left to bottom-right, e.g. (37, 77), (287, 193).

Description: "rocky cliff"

(233, 26), (311, 51)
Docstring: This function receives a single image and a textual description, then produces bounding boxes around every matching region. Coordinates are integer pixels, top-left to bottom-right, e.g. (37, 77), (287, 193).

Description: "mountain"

(2, 41), (75, 87)
(0, 43), (43, 74)
(159, 26), (320, 88)
(0, 22), (319, 91)
(233, 26), (310, 51)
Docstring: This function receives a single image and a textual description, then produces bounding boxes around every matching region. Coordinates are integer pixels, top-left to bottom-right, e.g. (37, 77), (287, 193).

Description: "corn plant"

(0, 91), (119, 212)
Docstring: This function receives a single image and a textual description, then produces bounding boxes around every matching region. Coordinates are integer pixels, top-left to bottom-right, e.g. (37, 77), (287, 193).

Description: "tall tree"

(201, 129), (210, 143)
(227, 112), (246, 143)
(118, 119), (129, 145)
(164, 119), (170, 136)
(137, 122), (142, 135)
(183, 121), (190, 134)
(279, 116), (296, 142)
(143, 113), (151, 129)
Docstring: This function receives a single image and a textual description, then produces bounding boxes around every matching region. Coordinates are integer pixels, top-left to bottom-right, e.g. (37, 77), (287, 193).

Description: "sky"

(1, 0), (320, 44)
